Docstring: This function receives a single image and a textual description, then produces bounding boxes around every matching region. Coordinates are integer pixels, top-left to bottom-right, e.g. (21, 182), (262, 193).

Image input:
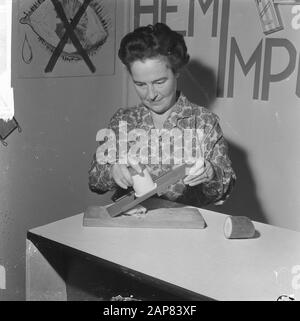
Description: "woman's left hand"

(183, 159), (215, 186)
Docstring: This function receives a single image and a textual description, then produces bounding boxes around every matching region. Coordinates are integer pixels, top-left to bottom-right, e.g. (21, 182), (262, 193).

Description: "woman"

(88, 23), (235, 207)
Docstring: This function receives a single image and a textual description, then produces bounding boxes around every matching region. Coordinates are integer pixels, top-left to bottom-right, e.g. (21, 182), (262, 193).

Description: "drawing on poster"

(254, 0), (284, 34)
(18, 0), (116, 77)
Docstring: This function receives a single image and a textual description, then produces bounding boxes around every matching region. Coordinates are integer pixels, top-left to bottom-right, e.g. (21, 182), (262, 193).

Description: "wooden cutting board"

(83, 206), (206, 229)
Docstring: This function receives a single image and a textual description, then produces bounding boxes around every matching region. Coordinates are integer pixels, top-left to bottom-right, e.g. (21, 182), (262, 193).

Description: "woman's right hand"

(110, 160), (142, 189)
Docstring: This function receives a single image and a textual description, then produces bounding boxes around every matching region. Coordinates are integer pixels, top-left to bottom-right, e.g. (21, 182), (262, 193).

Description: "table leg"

(26, 239), (67, 301)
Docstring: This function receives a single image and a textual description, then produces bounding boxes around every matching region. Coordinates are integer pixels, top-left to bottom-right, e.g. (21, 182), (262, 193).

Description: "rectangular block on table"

(83, 206), (206, 229)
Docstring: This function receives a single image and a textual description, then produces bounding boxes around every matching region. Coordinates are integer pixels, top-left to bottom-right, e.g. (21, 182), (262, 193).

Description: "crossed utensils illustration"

(45, 0), (96, 73)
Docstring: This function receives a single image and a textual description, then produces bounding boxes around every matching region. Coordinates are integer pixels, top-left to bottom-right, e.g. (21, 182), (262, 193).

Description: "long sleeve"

(180, 113), (235, 206)
(88, 108), (126, 194)
(200, 116), (236, 205)
(88, 153), (116, 194)
(175, 110), (236, 207)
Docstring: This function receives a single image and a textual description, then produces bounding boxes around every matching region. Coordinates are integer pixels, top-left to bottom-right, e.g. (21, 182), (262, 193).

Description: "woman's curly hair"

(118, 23), (190, 73)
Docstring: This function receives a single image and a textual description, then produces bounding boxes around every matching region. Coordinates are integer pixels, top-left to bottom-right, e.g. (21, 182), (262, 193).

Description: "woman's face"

(129, 57), (178, 115)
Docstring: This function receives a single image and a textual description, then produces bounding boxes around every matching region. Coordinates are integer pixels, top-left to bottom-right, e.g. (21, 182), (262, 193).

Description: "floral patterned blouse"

(88, 93), (236, 207)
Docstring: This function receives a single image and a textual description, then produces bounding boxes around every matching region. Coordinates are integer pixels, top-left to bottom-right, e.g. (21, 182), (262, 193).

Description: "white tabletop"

(28, 207), (300, 301)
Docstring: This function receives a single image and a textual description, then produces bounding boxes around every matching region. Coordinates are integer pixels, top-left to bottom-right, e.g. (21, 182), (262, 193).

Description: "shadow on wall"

(178, 59), (217, 108)
(178, 59), (267, 224)
(206, 141), (267, 224)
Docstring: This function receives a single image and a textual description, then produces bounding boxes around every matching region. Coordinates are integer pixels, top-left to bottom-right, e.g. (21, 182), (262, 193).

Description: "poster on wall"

(0, 0), (21, 146)
(17, 0), (116, 78)
(0, 0), (14, 121)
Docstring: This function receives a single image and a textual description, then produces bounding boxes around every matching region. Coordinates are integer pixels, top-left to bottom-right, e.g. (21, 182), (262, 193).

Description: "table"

(26, 198), (300, 301)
